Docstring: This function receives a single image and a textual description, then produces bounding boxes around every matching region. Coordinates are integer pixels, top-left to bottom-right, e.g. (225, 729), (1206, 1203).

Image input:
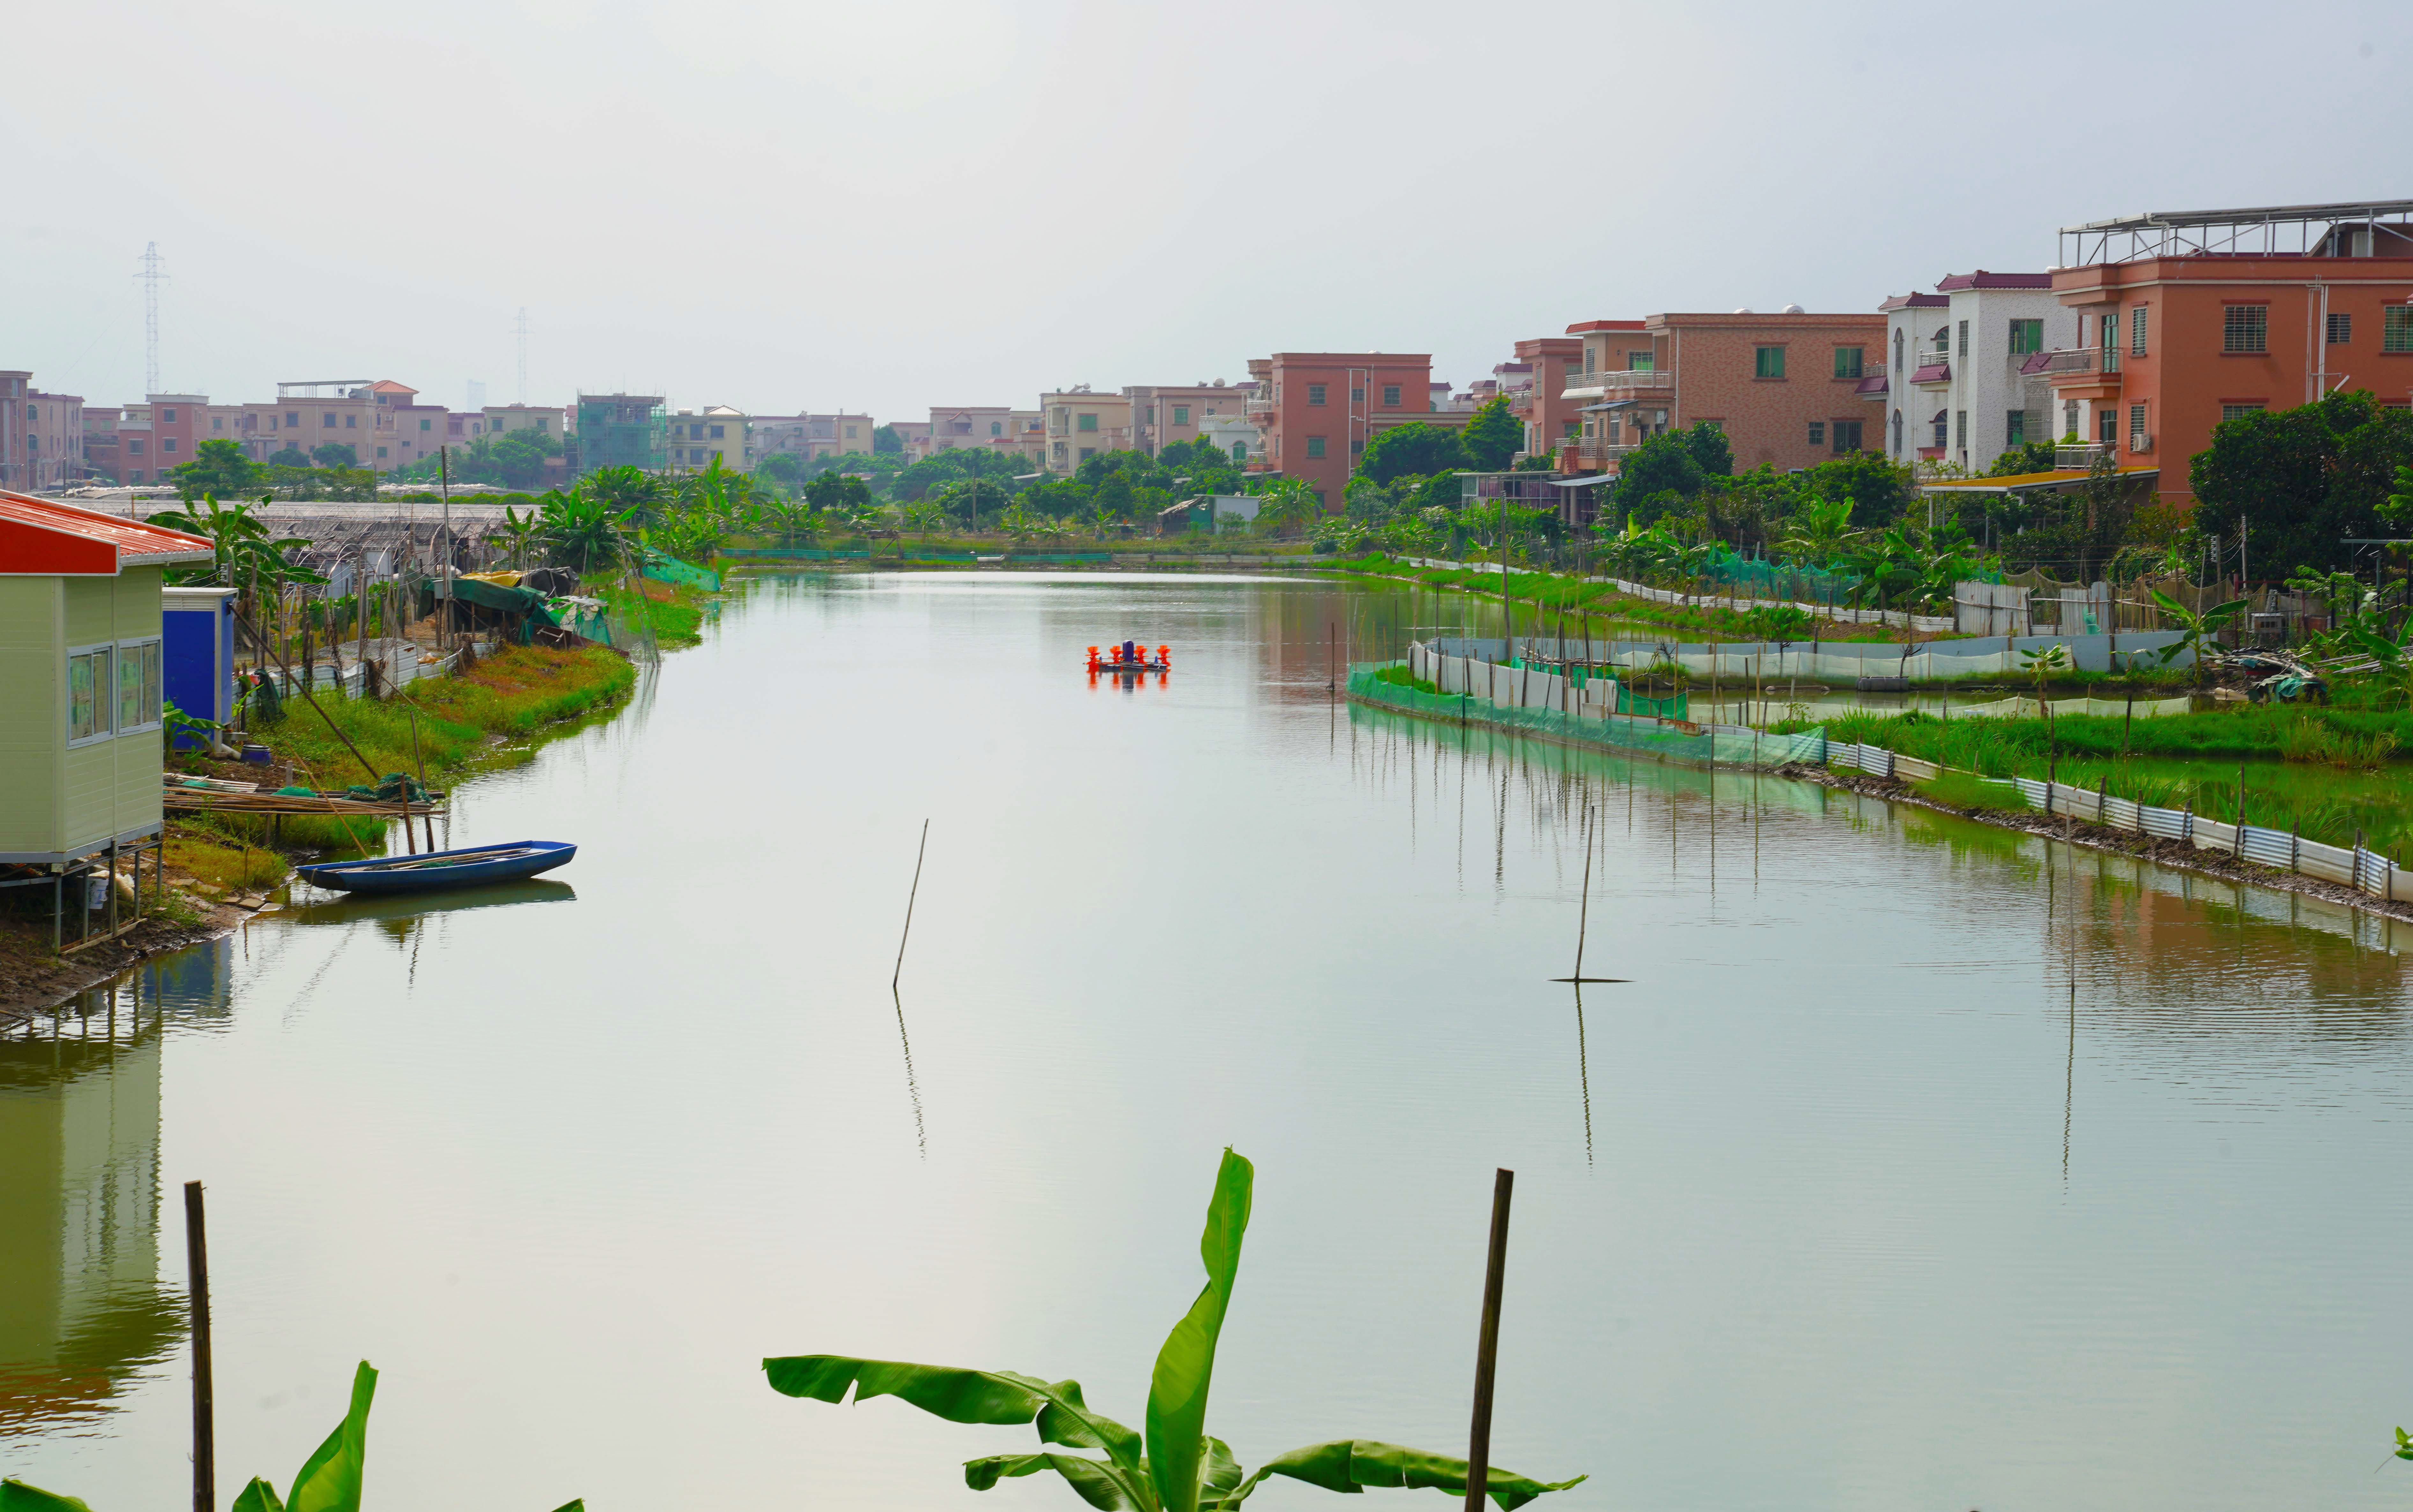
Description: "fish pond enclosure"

(6, 573), (2413, 1512)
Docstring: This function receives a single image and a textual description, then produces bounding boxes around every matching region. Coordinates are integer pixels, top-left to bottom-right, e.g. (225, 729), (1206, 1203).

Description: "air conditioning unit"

(2128, 432), (2153, 454)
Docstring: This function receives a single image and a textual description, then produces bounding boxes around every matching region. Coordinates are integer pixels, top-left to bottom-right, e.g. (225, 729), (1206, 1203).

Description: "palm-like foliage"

(498, 505), (542, 569)
(535, 488), (633, 571)
(146, 495), (322, 589)
(1777, 494), (1857, 565)
(2147, 587), (2247, 688)
(1252, 479), (1321, 539)
(582, 465), (668, 527)
(2020, 642), (2073, 726)
(2, 1362), (580, 1512)
(764, 1151), (1582, 1512)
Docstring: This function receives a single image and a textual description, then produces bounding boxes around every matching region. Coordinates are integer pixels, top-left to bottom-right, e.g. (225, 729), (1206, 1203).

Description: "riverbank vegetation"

(1804, 705), (2413, 854)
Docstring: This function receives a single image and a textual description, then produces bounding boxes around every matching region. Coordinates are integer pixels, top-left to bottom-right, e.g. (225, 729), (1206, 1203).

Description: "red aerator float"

(1088, 640), (1170, 682)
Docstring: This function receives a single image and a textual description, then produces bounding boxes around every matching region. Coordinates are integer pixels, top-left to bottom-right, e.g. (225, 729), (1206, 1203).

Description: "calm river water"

(6, 573), (2413, 1511)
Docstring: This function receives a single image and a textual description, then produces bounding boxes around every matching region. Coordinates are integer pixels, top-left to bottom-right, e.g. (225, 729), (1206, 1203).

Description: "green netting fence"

(637, 547), (721, 592)
(1348, 664), (1825, 770)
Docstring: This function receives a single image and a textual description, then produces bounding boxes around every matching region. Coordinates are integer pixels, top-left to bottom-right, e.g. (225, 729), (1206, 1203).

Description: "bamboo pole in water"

(184, 1181), (214, 1512)
(1462, 1169), (1515, 1512)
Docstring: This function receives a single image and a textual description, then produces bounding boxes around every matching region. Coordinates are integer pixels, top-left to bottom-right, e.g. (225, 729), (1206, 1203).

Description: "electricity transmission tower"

(513, 307), (530, 403)
(136, 242), (169, 396)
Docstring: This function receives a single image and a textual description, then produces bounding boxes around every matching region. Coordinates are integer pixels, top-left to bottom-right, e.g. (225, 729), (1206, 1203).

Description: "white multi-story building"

(1877, 272), (2061, 474)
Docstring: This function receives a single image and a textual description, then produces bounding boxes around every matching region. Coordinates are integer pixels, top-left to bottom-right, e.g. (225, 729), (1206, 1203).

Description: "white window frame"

(65, 641), (114, 747)
(115, 635), (164, 736)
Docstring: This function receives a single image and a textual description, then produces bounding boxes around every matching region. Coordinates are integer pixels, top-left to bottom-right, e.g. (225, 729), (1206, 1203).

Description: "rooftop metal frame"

(2058, 200), (2413, 267)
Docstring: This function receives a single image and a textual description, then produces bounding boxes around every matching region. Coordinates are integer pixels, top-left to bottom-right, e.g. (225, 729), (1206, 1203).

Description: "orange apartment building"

(1242, 352), (1433, 506)
(2035, 201), (2413, 510)
(1560, 311), (1888, 475)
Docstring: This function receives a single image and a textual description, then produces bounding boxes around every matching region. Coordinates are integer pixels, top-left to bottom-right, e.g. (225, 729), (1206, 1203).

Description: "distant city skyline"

(7, 0), (2409, 421)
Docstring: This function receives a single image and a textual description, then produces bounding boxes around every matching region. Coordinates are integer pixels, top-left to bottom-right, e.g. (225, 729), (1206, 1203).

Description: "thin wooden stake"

(184, 1179), (214, 1512)
(892, 819), (930, 990)
(1464, 1167), (1514, 1512)
(1572, 804), (1594, 980)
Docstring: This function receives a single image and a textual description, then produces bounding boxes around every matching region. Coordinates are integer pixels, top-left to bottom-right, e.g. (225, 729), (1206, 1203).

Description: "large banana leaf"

(763, 1356), (1152, 1509)
(1146, 1149), (1252, 1512)
(963, 1453), (1137, 1509)
(1212, 1440), (1586, 1512)
(284, 1360), (376, 1512)
(0, 1481), (96, 1511)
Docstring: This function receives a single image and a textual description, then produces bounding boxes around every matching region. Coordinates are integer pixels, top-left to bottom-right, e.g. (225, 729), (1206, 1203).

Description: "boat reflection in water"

(284, 879), (577, 931)
(0, 980), (182, 1442)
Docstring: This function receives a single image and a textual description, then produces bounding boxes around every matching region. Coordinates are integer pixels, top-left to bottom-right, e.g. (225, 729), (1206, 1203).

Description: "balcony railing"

(2055, 443), (2112, 469)
(2025, 347), (2122, 380)
(1560, 368), (1673, 399)
(1243, 397), (1274, 418)
(1561, 440), (1643, 470)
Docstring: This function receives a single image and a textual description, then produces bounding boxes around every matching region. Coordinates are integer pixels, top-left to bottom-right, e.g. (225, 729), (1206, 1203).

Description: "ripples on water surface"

(5, 573), (2411, 1511)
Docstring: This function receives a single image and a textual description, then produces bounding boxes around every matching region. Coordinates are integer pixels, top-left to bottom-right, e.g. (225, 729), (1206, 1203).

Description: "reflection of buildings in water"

(0, 994), (183, 1439)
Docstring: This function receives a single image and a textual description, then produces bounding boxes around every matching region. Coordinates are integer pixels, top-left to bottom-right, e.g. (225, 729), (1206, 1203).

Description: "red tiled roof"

(0, 492), (215, 576)
(1935, 270), (2053, 291)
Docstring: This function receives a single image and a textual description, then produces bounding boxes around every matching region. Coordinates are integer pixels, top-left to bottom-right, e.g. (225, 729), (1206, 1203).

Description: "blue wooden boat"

(295, 839), (576, 894)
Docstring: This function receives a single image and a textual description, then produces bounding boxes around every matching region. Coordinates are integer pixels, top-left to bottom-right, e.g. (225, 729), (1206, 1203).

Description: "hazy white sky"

(9, 0), (2410, 422)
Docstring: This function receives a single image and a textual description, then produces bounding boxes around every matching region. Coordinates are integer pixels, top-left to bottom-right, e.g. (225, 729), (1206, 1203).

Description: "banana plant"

(764, 1151), (1583, 1512)
(0, 1363), (580, 1512)
(2147, 587), (2247, 692)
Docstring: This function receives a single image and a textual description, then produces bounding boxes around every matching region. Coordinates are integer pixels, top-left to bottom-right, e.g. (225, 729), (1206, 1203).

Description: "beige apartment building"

(755, 413), (875, 461)
(236, 379), (439, 472)
(929, 406), (1016, 450)
(1124, 383), (1249, 455)
(668, 405), (749, 470)
(1041, 389), (1134, 471)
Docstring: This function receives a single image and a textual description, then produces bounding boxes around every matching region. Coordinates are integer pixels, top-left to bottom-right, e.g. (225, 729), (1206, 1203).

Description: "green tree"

(488, 428), (563, 489)
(167, 438), (261, 500)
(756, 451), (805, 488)
(872, 424), (903, 453)
(309, 442), (359, 468)
(1614, 432), (1704, 500)
(1987, 439), (2058, 477)
(1357, 423), (1469, 486)
(1678, 420), (1732, 478)
(1460, 397), (1521, 472)
(267, 445), (311, 467)
(801, 470), (874, 515)
(763, 1152), (1583, 1512)
(2149, 587), (2248, 692)
(1800, 450), (1911, 528)
(2190, 388), (2413, 576)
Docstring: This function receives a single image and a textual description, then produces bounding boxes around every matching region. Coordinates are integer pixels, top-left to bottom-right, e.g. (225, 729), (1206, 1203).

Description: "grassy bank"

(169, 644), (638, 864)
(1807, 705), (2413, 855)
(1326, 557), (1921, 644)
(261, 644), (637, 785)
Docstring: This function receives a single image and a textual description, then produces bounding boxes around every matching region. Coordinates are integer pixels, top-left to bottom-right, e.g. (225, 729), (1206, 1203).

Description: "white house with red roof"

(0, 493), (213, 865)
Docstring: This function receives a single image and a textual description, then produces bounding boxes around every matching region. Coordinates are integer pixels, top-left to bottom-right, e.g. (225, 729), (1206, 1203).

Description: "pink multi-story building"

(1243, 351), (1434, 507)
(1560, 311), (1887, 475)
(5, 383), (89, 488)
(1504, 337), (1584, 459)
